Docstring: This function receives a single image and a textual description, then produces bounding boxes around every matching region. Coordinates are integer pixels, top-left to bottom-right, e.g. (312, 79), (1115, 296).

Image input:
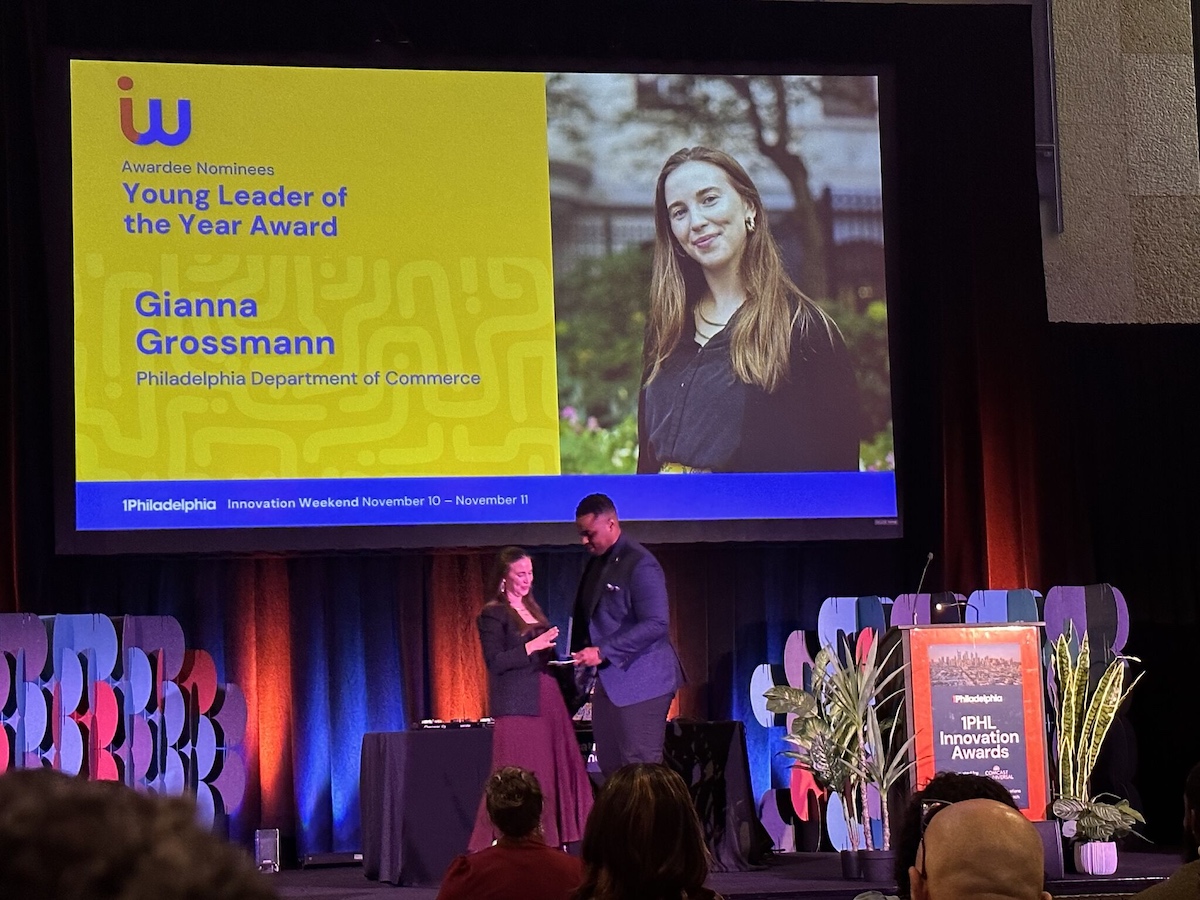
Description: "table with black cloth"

(359, 720), (771, 886)
(360, 728), (493, 886)
(660, 719), (774, 872)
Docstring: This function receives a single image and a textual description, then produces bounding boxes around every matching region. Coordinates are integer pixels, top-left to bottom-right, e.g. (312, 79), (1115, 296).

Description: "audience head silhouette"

(0, 767), (276, 900)
(1183, 760), (1200, 862)
(485, 766), (545, 840)
(893, 771), (1020, 897)
(574, 762), (718, 900)
(911, 798), (1051, 900)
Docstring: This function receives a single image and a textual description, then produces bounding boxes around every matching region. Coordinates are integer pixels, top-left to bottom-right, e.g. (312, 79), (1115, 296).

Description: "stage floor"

(270, 849), (1181, 900)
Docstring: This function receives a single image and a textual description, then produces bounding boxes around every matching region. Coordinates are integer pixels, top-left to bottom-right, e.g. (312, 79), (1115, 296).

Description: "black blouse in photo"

(637, 312), (863, 473)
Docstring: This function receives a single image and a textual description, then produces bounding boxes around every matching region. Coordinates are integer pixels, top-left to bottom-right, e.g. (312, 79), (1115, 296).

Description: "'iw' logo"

(118, 76), (191, 146)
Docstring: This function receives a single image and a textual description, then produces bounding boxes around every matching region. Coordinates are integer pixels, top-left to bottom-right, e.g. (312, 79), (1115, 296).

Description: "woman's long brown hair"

(645, 146), (830, 394)
(572, 763), (717, 900)
(484, 546), (548, 632)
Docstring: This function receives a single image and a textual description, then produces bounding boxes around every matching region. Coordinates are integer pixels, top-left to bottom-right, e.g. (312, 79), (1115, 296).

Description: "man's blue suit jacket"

(573, 533), (684, 707)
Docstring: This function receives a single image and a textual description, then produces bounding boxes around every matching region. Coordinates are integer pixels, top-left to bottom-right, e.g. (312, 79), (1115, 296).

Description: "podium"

(899, 623), (1051, 819)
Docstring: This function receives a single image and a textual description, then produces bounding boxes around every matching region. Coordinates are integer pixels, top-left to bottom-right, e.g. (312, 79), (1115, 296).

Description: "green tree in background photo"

(556, 245), (651, 474)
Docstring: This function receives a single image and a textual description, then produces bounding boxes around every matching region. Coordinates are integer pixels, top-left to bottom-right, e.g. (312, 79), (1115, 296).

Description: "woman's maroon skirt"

(467, 672), (594, 851)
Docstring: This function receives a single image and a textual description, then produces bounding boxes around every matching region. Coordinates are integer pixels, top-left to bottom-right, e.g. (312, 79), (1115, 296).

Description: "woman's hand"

(524, 626), (558, 655)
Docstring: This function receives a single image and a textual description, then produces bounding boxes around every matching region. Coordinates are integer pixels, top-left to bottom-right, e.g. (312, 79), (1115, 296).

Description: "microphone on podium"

(912, 552), (934, 625)
(934, 597), (981, 624)
(916, 551), (934, 595)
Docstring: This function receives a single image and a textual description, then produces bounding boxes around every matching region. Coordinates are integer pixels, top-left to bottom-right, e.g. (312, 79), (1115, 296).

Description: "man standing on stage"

(570, 493), (684, 777)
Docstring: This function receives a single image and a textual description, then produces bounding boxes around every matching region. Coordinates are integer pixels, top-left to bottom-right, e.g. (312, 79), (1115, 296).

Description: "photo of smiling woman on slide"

(637, 146), (863, 474)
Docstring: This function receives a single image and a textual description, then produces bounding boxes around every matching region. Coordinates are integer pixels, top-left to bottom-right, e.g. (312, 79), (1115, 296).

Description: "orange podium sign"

(902, 623), (1050, 819)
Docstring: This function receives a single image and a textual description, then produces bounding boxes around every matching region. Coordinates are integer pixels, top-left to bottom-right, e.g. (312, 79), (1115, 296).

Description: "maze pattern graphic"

(0, 613), (246, 827)
(75, 254), (560, 480)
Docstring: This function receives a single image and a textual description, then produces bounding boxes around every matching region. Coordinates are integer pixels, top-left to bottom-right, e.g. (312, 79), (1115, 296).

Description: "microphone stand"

(912, 552), (934, 625)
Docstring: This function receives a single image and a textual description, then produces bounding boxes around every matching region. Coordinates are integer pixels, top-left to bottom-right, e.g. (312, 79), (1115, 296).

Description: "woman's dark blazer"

(478, 601), (547, 717)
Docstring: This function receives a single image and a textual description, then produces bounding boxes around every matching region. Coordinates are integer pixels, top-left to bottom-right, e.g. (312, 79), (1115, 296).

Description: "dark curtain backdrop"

(4, 0), (1199, 855)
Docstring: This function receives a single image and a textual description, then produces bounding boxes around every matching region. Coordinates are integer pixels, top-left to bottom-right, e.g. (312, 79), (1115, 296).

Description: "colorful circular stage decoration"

(968, 588), (1042, 623)
(783, 630), (814, 693)
(94, 748), (119, 782)
(213, 683), (247, 746)
(758, 788), (795, 852)
(124, 646), (154, 714)
(129, 715), (154, 780)
(163, 747), (186, 795)
(52, 615), (119, 686)
(178, 650), (219, 715)
(749, 663), (783, 728)
(0, 612), (48, 680)
(194, 781), (216, 828)
(213, 750), (247, 815)
(21, 683), (48, 753)
(57, 649), (84, 715)
(55, 715), (83, 775)
(162, 681), (186, 747)
(789, 764), (821, 823)
(92, 681), (119, 747)
(817, 596), (863, 654)
(194, 714), (218, 780)
(1043, 584), (1129, 656)
(890, 593), (931, 627)
(0, 613), (248, 833)
(121, 616), (187, 680)
(0, 652), (11, 716)
(826, 792), (865, 851)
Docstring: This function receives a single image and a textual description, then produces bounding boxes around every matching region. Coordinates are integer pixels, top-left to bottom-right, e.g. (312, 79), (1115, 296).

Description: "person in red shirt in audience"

(438, 767), (582, 900)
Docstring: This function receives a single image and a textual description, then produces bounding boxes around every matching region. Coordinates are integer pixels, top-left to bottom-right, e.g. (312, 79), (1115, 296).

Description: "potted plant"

(766, 631), (913, 880)
(765, 644), (864, 877)
(856, 680), (917, 880)
(1051, 794), (1145, 875)
(1047, 626), (1144, 875)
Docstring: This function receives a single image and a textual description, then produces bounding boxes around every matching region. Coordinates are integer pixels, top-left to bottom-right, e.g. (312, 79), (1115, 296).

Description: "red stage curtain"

(429, 552), (489, 721)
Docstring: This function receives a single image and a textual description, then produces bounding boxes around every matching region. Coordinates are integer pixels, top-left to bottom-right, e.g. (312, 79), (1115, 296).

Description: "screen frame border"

(45, 47), (904, 555)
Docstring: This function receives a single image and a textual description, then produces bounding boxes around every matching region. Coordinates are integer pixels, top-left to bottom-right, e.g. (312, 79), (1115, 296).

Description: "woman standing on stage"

(468, 546), (593, 852)
(638, 146), (862, 474)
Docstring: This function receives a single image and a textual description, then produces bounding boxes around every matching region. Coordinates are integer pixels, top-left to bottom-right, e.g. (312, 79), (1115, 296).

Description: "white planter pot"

(1074, 841), (1118, 876)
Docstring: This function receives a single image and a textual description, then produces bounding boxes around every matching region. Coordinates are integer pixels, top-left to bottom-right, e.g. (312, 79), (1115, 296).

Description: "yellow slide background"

(71, 60), (560, 480)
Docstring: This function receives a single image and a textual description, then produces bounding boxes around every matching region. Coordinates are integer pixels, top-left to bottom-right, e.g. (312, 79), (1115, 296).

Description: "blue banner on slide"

(77, 471), (897, 530)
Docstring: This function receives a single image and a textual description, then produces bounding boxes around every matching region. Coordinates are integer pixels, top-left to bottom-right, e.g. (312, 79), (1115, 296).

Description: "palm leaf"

(764, 685), (819, 717)
(789, 711), (830, 747)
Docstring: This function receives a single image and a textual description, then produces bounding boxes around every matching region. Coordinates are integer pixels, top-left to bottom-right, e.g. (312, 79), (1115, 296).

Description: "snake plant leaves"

(1052, 633), (1077, 796)
(1076, 659), (1143, 799)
